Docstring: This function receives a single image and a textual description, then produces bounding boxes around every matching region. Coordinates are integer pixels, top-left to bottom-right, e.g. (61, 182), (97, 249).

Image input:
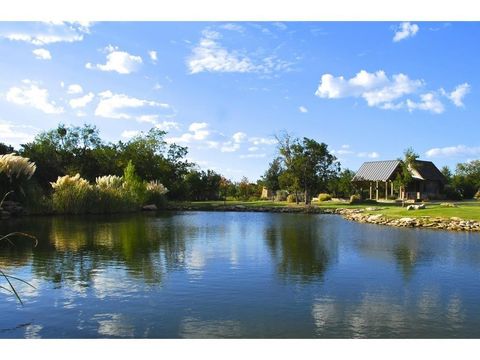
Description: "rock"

(406, 204), (425, 210)
(450, 217), (462, 221)
(142, 204), (158, 211)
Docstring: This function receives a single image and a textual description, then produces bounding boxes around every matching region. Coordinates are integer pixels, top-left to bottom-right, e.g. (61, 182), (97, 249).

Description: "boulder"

(142, 204), (158, 211)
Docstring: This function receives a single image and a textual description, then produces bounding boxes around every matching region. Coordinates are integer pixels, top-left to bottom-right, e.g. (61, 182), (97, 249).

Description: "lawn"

(172, 200), (480, 221)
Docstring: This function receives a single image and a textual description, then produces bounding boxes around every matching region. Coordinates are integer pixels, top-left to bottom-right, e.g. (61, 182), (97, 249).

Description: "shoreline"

(165, 203), (480, 232)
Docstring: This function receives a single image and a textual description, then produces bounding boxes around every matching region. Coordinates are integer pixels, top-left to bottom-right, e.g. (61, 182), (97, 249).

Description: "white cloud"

(406, 92), (445, 114)
(148, 50), (158, 63)
(239, 153), (267, 159)
(0, 120), (38, 146)
(121, 130), (140, 139)
(69, 92), (94, 109)
(221, 24), (245, 33)
(299, 106), (308, 113)
(155, 121), (180, 131)
(187, 30), (254, 74)
(167, 122), (211, 144)
(425, 145), (480, 158)
(86, 46), (143, 74)
(357, 152), (380, 159)
(187, 29), (292, 74)
(248, 137), (277, 146)
(153, 83), (162, 90)
(248, 146), (259, 152)
(5, 80), (63, 114)
(67, 84), (83, 95)
(32, 48), (51, 60)
(393, 22), (419, 42)
(443, 83), (471, 107)
(1, 22), (92, 45)
(221, 142), (241, 153)
(95, 90), (170, 120)
(313, 69), (465, 113)
(232, 132), (247, 143)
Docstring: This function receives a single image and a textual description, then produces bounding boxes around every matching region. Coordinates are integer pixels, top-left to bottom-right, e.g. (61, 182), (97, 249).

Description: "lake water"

(1, 211), (480, 338)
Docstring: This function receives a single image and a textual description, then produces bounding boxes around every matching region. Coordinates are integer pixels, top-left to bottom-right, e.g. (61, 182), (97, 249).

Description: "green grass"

(171, 199), (480, 221)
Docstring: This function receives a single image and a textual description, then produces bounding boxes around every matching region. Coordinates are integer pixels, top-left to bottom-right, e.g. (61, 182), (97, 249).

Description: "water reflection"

(1, 212), (480, 338)
(264, 215), (336, 282)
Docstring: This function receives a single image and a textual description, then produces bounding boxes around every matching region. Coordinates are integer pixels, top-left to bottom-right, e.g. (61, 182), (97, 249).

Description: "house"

(352, 159), (446, 201)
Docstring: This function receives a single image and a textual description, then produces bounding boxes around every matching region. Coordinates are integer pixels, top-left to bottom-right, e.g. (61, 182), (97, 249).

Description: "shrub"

(275, 190), (289, 202)
(0, 153), (36, 181)
(317, 193), (332, 202)
(444, 185), (463, 201)
(349, 194), (361, 204)
(287, 194), (295, 203)
(51, 174), (94, 214)
(475, 190), (480, 200)
(145, 180), (169, 208)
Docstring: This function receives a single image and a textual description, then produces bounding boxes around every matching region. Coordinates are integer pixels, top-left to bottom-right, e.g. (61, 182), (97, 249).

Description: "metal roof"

(352, 160), (402, 182)
(352, 159), (446, 183)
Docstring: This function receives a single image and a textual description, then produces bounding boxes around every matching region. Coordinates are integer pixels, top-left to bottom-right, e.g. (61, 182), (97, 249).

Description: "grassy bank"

(169, 200), (480, 221)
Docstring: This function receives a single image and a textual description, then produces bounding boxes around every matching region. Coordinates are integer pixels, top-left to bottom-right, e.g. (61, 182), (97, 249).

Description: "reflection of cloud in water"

(185, 248), (206, 277)
(95, 313), (134, 338)
(180, 317), (242, 338)
(446, 295), (465, 330)
(92, 269), (138, 299)
(312, 298), (338, 329)
(24, 324), (43, 339)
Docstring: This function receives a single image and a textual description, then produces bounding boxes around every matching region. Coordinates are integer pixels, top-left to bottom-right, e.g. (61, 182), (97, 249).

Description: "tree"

(394, 147), (419, 202)
(0, 143), (14, 155)
(453, 160), (480, 199)
(277, 134), (339, 204)
(261, 157), (283, 199)
(328, 169), (355, 198)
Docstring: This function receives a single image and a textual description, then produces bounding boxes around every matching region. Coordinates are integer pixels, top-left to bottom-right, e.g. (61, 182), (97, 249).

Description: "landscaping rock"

(142, 204), (158, 211)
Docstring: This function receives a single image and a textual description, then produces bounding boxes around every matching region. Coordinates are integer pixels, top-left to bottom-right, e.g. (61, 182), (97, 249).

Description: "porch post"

(376, 181), (379, 200)
(369, 182), (372, 199)
(391, 181), (394, 197)
(385, 181), (388, 200)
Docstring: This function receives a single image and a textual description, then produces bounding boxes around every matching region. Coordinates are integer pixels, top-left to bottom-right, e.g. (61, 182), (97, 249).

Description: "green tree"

(394, 147), (419, 201)
(261, 157), (283, 199)
(277, 134), (339, 204)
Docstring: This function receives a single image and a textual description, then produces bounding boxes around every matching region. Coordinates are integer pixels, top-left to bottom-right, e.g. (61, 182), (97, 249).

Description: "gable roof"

(410, 160), (447, 183)
(352, 160), (401, 182)
(352, 159), (447, 183)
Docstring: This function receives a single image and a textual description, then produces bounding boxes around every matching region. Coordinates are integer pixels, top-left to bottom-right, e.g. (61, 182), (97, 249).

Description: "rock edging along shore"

(167, 203), (480, 232)
(336, 208), (480, 232)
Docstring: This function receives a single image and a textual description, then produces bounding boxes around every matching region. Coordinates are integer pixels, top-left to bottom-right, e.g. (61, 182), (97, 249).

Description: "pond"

(1, 211), (480, 338)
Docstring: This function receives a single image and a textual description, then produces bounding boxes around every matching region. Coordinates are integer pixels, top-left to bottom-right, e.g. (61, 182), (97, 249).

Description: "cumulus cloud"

(0, 21), (92, 45)
(5, 80), (63, 114)
(187, 29), (292, 74)
(232, 132), (247, 143)
(32, 48), (51, 60)
(148, 50), (158, 63)
(69, 92), (94, 109)
(406, 92), (444, 114)
(86, 45), (143, 74)
(94, 90), (170, 120)
(442, 83), (471, 107)
(299, 106), (308, 113)
(155, 121), (180, 131)
(67, 84), (83, 95)
(221, 23), (245, 33)
(167, 122), (211, 144)
(393, 22), (419, 42)
(425, 145), (480, 158)
(314, 69), (468, 114)
(0, 120), (38, 146)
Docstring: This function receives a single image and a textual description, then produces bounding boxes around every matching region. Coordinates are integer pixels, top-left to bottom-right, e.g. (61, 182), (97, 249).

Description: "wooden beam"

(391, 181), (394, 197)
(369, 182), (372, 199)
(376, 181), (379, 200)
(385, 181), (388, 200)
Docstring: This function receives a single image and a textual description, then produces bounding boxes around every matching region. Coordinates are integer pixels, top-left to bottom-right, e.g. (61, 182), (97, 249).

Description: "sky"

(0, 21), (478, 181)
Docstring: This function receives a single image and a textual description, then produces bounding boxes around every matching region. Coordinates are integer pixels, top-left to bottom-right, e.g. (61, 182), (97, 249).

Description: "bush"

(444, 185), (463, 201)
(317, 193), (332, 202)
(275, 190), (289, 202)
(51, 174), (94, 214)
(145, 180), (169, 208)
(287, 194), (297, 203)
(349, 194), (361, 204)
(475, 190), (480, 200)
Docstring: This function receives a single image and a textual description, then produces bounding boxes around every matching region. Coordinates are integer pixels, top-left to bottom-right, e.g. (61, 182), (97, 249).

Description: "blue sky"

(0, 21), (478, 181)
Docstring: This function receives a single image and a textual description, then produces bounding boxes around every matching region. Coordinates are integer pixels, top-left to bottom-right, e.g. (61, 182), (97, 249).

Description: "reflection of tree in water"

(393, 244), (418, 280)
(265, 215), (332, 282)
(0, 213), (193, 288)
